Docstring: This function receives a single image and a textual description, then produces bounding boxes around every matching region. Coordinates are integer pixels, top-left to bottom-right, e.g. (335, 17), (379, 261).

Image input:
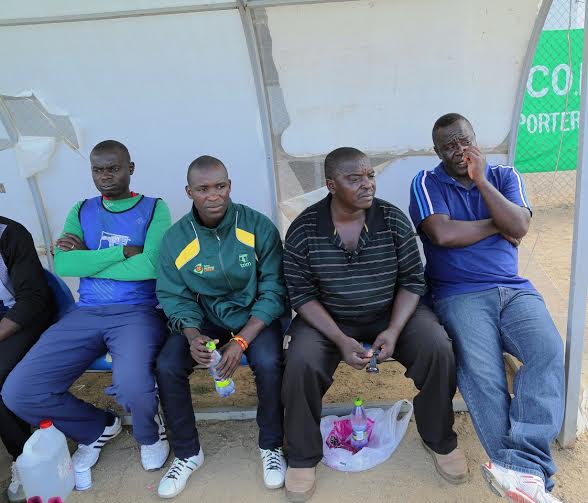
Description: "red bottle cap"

(40, 419), (53, 429)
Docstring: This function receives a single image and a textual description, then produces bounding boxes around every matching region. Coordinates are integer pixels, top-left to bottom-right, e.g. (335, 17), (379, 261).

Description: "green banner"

(515, 29), (583, 173)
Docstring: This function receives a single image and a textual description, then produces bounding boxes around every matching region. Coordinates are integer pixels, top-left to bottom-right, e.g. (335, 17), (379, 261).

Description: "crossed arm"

(421, 147), (531, 248)
(54, 200), (171, 280)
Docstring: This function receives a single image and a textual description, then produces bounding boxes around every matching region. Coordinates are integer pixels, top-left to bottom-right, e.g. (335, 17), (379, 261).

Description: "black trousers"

(282, 303), (458, 468)
(156, 319), (284, 459)
(0, 314), (52, 460)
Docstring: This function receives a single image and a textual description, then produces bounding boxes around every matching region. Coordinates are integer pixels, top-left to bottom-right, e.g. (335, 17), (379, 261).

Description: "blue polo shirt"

(409, 162), (534, 300)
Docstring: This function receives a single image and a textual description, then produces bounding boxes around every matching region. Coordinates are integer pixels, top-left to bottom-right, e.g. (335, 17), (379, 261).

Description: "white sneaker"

(141, 439), (170, 471)
(141, 413), (170, 471)
(260, 447), (287, 489)
(7, 462), (25, 503)
(72, 415), (122, 471)
(158, 449), (204, 499)
(481, 461), (563, 503)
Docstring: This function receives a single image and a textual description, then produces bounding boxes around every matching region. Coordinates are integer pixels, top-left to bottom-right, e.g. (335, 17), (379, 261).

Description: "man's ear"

(433, 146), (440, 160)
(185, 185), (192, 199)
(326, 178), (336, 194)
(129, 162), (135, 175)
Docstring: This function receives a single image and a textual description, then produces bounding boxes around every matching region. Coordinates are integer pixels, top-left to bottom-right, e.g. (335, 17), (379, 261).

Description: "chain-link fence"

(515, 0), (584, 209)
(512, 0), (586, 339)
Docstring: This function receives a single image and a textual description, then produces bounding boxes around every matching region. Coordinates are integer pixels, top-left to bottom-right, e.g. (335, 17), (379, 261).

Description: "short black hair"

(187, 155), (227, 184)
(324, 147), (367, 180)
(432, 113), (473, 142)
(90, 140), (131, 163)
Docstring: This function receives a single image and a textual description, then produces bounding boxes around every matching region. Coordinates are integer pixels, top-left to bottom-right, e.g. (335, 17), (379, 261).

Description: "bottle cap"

(216, 379), (232, 388)
(40, 419), (53, 429)
(205, 341), (217, 351)
(354, 398), (363, 407)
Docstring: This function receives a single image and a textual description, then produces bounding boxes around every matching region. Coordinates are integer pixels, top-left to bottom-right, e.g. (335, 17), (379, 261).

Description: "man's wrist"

(333, 332), (352, 349)
(230, 337), (247, 352)
(473, 174), (490, 189)
(182, 327), (201, 343)
(381, 326), (401, 345)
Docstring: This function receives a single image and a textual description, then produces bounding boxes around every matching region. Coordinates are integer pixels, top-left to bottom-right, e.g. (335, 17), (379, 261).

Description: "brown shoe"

(422, 441), (469, 484)
(285, 467), (316, 502)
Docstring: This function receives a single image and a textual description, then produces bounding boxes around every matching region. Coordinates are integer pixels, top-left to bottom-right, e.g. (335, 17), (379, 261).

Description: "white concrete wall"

(263, 0), (540, 224)
(0, 0), (541, 250)
(0, 10), (271, 247)
(267, 0), (540, 156)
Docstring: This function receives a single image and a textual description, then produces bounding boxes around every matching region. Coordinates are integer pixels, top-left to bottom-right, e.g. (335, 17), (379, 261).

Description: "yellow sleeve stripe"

(175, 238), (200, 269)
(236, 227), (255, 249)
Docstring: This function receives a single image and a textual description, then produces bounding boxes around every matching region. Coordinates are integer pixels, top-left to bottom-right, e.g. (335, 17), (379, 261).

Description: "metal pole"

(558, 0), (588, 447)
(507, 0), (553, 164)
(0, 0), (359, 27)
(237, 0), (279, 224)
(27, 176), (55, 271)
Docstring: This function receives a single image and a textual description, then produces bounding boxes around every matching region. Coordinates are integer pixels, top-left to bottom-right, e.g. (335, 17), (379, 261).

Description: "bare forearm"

(182, 327), (201, 344)
(296, 300), (348, 346)
(387, 289), (420, 336)
(422, 215), (497, 248)
(0, 317), (21, 342)
(237, 316), (266, 345)
(476, 179), (530, 238)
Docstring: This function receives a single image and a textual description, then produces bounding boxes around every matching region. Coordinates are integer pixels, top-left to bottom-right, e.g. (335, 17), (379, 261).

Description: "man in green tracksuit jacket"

(155, 155), (287, 499)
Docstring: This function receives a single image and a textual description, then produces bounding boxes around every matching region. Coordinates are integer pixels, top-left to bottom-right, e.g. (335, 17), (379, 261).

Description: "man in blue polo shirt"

(409, 113), (564, 503)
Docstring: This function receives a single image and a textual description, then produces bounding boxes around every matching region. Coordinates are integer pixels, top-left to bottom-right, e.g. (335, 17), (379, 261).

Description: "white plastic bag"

(320, 400), (413, 472)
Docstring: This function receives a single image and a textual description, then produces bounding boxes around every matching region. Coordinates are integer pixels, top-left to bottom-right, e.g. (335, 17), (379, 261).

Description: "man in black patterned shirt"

(282, 148), (467, 502)
(0, 216), (54, 502)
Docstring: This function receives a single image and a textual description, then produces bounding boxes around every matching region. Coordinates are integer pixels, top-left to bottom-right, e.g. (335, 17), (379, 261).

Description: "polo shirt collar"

(316, 193), (386, 238)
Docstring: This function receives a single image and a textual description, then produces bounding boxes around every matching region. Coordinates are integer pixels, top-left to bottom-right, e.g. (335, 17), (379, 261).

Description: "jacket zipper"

(214, 230), (234, 291)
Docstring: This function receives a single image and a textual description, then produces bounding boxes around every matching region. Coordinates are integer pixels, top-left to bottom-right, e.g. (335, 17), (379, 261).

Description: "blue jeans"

(155, 319), (284, 458)
(2, 305), (167, 446)
(434, 287), (564, 491)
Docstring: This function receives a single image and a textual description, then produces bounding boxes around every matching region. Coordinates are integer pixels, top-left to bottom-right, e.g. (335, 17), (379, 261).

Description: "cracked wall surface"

(252, 0), (540, 231)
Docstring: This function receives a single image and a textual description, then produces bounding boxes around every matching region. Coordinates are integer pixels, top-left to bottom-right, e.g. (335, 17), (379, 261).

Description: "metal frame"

(507, 0), (553, 165)
(0, 96), (55, 271)
(0, 0), (357, 27)
(506, 0), (588, 446)
(237, 0), (279, 224)
(2, 0), (587, 443)
(559, 0), (588, 447)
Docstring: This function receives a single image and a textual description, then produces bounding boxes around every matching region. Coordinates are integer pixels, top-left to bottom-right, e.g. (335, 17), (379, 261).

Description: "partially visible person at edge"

(281, 147), (467, 502)
(155, 155), (287, 499)
(0, 216), (55, 503)
(2, 140), (172, 479)
(409, 113), (564, 503)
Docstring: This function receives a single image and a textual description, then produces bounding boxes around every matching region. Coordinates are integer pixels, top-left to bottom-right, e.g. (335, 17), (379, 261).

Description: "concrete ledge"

(121, 398), (468, 425)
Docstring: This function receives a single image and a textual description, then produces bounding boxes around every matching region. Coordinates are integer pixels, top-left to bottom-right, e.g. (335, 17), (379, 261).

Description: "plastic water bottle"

(350, 398), (369, 449)
(17, 420), (74, 502)
(205, 341), (236, 397)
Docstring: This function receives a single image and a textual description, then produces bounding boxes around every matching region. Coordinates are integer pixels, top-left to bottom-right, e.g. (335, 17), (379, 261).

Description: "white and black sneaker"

(156, 412), (168, 442)
(7, 462), (25, 503)
(141, 413), (170, 471)
(260, 447), (287, 489)
(157, 449), (204, 499)
(72, 414), (122, 471)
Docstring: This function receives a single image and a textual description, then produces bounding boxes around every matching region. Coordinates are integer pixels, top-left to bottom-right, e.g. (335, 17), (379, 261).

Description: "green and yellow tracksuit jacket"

(156, 200), (287, 332)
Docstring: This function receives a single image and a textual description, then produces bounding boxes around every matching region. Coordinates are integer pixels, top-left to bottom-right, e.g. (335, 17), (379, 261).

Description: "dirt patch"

(2, 415), (586, 503)
(73, 361), (431, 415)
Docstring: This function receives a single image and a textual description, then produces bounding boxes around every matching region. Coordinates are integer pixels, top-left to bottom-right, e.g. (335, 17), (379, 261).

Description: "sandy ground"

(1, 416), (587, 503)
(2, 198), (588, 502)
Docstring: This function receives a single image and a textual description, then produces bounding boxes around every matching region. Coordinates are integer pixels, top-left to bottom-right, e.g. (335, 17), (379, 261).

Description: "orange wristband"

(231, 335), (248, 351)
